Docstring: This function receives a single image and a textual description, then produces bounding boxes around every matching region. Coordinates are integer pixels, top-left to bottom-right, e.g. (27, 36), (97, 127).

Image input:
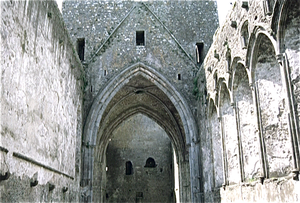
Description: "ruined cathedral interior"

(1, 0), (299, 202)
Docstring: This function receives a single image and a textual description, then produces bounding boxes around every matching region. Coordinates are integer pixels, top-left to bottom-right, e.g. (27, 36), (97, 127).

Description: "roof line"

(141, 2), (197, 69)
(88, 2), (198, 69)
(88, 5), (137, 63)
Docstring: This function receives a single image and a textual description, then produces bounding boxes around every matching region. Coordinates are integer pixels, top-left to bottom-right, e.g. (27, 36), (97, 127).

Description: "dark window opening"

(145, 157), (156, 168)
(136, 31), (145, 46)
(241, 22), (249, 48)
(196, 42), (204, 65)
(226, 48), (231, 73)
(126, 161), (133, 175)
(263, 0), (272, 15)
(177, 74), (181, 80)
(213, 72), (218, 92)
(136, 192), (143, 202)
(136, 192), (143, 198)
(77, 38), (85, 61)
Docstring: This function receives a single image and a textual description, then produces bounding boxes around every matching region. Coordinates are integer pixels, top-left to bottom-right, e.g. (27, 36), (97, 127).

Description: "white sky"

(56, 0), (233, 26)
(216, 0), (234, 25)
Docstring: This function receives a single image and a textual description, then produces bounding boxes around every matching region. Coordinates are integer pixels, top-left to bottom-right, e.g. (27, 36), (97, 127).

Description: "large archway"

(81, 63), (198, 202)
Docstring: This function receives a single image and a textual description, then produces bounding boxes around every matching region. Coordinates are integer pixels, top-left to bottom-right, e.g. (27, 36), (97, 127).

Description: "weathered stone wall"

(0, 1), (84, 201)
(62, 0), (218, 120)
(105, 114), (174, 202)
(197, 0), (300, 202)
(62, 1), (218, 202)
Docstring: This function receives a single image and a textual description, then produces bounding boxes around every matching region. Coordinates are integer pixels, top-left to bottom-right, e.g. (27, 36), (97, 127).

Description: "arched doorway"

(81, 63), (198, 202)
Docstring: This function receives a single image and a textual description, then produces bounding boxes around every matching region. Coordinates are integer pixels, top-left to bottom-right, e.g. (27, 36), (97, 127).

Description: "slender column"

(208, 118), (217, 189)
(218, 116), (228, 186)
(277, 53), (300, 176)
(232, 102), (245, 182)
(251, 82), (268, 180)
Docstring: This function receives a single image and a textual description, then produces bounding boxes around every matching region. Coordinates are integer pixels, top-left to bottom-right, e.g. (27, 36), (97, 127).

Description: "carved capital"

(249, 83), (254, 91)
(276, 53), (285, 66)
(291, 169), (299, 181)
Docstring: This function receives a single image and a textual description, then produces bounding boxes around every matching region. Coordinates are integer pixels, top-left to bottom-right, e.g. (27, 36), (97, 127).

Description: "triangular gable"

(88, 2), (197, 68)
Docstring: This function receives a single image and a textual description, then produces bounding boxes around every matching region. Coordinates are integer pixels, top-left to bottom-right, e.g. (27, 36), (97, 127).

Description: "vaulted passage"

(83, 64), (196, 202)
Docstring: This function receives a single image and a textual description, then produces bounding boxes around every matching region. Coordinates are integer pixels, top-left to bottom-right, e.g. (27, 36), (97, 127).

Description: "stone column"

(180, 158), (191, 203)
(189, 142), (202, 203)
(251, 82), (268, 181)
(232, 102), (245, 182)
(277, 53), (300, 179)
(218, 117), (228, 187)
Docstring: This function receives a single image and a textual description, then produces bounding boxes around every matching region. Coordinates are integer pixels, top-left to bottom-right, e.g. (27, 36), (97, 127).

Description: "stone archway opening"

(83, 63), (197, 203)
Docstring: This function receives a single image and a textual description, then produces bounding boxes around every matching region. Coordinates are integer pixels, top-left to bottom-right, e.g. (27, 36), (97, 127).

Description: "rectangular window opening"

(263, 0), (272, 15)
(77, 38), (85, 61)
(136, 192), (143, 198)
(136, 31), (145, 46)
(177, 74), (181, 80)
(196, 42), (204, 65)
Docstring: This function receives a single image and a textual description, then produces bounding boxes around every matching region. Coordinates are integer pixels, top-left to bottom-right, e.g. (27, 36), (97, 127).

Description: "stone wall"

(0, 1), (84, 201)
(62, 1), (218, 202)
(62, 0), (218, 120)
(105, 114), (174, 202)
(197, 0), (300, 202)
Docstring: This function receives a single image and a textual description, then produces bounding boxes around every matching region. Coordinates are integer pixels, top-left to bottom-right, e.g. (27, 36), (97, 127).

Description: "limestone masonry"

(1, 0), (299, 202)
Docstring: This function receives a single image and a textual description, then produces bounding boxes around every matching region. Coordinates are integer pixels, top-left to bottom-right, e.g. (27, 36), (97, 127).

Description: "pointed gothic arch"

(81, 62), (198, 202)
(249, 31), (293, 179)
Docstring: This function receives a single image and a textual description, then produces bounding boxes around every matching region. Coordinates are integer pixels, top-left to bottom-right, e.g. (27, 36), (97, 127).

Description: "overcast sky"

(56, 0), (233, 26)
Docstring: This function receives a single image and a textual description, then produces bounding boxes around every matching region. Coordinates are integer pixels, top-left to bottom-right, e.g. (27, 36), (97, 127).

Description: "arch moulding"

(82, 62), (199, 202)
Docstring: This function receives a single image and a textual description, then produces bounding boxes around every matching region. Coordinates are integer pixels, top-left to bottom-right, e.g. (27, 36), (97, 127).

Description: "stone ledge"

(12, 152), (74, 180)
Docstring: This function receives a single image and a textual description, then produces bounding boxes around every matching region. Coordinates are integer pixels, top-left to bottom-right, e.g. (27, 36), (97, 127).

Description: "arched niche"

(232, 63), (260, 181)
(145, 157), (156, 168)
(126, 161), (133, 175)
(279, 0), (300, 131)
(208, 99), (223, 188)
(252, 33), (292, 178)
(82, 63), (197, 202)
(218, 82), (240, 185)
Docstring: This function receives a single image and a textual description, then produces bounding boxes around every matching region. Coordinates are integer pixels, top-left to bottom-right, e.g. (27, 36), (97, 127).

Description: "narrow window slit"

(77, 38), (85, 61)
(136, 31), (145, 46)
(126, 161), (133, 175)
(196, 42), (204, 65)
(178, 74), (181, 80)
